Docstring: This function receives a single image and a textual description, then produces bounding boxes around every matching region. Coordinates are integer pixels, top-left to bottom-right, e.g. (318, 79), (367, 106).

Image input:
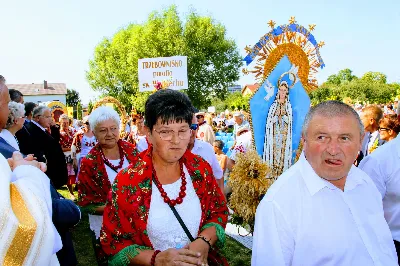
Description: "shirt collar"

(370, 130), (379, 140)
(299, 153), (365, 196)
(31, 120), (46, 132)
(299, 153), (332, 196)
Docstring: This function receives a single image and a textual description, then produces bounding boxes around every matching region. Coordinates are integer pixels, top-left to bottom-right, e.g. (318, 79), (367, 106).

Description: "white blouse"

(89, 156), (130, 239)
(0, 129), (19, 151)
(147, 166), (202, 251)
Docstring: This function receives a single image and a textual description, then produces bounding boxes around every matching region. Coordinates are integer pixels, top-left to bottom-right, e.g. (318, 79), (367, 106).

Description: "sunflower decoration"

(228, 149), (272, 231)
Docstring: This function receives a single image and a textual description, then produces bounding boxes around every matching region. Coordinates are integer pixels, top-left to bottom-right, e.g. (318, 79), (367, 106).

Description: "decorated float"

(91, 96), (129, 137)
(229, 17), (325, 232)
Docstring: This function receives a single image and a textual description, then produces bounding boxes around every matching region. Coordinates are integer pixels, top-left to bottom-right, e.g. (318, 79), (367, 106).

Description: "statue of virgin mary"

(262, 76), (294, 180)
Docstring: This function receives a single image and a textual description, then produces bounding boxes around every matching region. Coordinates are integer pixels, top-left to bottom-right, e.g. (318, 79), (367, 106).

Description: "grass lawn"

(58, 187), (251, 265)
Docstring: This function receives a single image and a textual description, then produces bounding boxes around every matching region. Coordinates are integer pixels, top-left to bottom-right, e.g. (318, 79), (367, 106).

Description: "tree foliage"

(310, 70), (397, 105)
(211, 92), (250, 112)
(86, 5), (242, 109)
(66, 89), (81, 107)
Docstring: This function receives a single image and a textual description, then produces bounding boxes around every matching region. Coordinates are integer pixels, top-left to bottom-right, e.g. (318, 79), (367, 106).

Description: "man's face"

(303, 114), (362, 181)
(35, 110), (52, 128)
(359, 112), (374, 132)
(0, 86), (11, 129)
(196, 115), (204, 123)
(234, 116), (242, 124)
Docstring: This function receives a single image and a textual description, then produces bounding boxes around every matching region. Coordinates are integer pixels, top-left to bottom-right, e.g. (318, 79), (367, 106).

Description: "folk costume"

(72, 131), (97, 178)
(77, 140), (139, 263)
(59, 126), (77, 185)
(100, 148), (229, 265)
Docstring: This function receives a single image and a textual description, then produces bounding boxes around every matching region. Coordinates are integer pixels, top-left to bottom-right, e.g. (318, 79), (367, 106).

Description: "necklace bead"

(153, 161), (186, 207)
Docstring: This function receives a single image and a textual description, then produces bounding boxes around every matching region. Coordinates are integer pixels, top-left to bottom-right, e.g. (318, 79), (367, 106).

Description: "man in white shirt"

(252, 100), (397, 266)
(359, 135), (400, 264)
(195, 111), (215, 145)
(188, 114), (223, 192)
(359, 105), (383, 157)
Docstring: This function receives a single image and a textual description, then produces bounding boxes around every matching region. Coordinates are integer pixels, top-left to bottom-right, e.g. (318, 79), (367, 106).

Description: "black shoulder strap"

(152, 176), (195, 242)
(168, 204), (195, 242)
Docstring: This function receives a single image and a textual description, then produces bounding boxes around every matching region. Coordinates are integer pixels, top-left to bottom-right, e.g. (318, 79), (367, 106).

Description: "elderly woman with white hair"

(0, 102), (25, 150)
(77, 106), (139, 264)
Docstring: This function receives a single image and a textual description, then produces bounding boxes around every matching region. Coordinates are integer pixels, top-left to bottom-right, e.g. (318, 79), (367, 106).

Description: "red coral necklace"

(152, 162), (187, 207)
(100, 142), (124, 171)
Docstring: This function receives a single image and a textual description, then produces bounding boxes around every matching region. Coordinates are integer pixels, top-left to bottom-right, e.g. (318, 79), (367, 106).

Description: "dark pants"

(394, 240), (400, 265)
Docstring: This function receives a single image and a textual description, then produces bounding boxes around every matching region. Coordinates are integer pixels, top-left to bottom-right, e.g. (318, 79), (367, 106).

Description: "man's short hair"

(362, 105), (383, 123)
(32, 106), (50, 118)
(8, 89), (24, 103)
(302, 100), (364, 137)
(24, 102), (37, 117)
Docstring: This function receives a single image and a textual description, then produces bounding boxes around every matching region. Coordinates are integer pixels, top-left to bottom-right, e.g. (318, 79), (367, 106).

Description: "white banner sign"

(138, 56), (188, 92)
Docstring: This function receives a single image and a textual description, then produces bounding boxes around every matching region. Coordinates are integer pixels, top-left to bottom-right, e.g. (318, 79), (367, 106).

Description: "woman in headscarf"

(101, 90), (228, 266)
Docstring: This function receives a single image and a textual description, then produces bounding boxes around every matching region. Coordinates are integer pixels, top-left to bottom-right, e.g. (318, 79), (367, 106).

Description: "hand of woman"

(185, 239), (210, 265)
(155, 248), (202, 266)
(73, 158), (78, 169)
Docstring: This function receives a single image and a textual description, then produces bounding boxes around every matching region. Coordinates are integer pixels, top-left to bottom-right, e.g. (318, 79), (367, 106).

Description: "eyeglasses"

(196, 115), (204, 119)
(153, 128), (192, 141)
(84, 122), (89, 125)
(190, 124), (199, 130)
(378, 127), (390, 132)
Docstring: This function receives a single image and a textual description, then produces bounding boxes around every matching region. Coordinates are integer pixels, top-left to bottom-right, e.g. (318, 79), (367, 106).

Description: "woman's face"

(60, 118), (69, 130)
(148, 119), (191, 164)
(379, 123), (395, 141)
(136, 118), (144, 130)
(15, 115), (25, 131)
(278, 84), (289, 103)
(95, 119), (119, 148)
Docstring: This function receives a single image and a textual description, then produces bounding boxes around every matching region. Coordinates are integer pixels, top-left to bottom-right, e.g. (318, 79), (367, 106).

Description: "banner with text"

(138, 56), (188, 92)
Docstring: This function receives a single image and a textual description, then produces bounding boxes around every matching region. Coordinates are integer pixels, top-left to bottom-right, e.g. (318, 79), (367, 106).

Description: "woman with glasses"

(77, 107), (139, 264)
(0, 101), (25, 151)
(101, 90), (228, 266)
(71, 115), (96, 176)
(379, 114), (400, 142)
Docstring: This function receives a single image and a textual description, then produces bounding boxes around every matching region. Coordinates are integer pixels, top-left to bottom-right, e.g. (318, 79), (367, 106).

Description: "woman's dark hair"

(213, 140), (224, 150)
(145, 89), (193, 131)
(380, 114), (400, 133)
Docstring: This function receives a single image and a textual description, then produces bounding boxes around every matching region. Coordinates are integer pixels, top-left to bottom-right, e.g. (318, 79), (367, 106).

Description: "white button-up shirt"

(360, 135), (400, 242)
(252, 154), (397, 266)
(191, 139), (223, 179)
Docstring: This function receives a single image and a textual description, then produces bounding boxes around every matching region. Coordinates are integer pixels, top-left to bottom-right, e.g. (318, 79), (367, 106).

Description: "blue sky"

(1, 0), (399, 103)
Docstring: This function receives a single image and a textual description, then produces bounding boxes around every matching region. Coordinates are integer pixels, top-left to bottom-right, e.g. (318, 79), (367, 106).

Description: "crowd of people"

(2, 71), (400, 266)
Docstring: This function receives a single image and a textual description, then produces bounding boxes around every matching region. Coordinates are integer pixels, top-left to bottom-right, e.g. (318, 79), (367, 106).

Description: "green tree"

(130, 92), (152, 113)
(86, 5), (242, 109)
(88, 101), (94, 114)
(361, 71), (387, 84)
(325, 68), (357, 86)
(66, 89), (81, 107)
(224, 92), (250, 111)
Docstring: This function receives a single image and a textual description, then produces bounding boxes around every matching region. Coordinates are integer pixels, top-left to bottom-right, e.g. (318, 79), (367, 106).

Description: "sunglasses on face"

(84, 122), (89, 125)
(196, 115), (204, 119)
(190, 124), (199, 130)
